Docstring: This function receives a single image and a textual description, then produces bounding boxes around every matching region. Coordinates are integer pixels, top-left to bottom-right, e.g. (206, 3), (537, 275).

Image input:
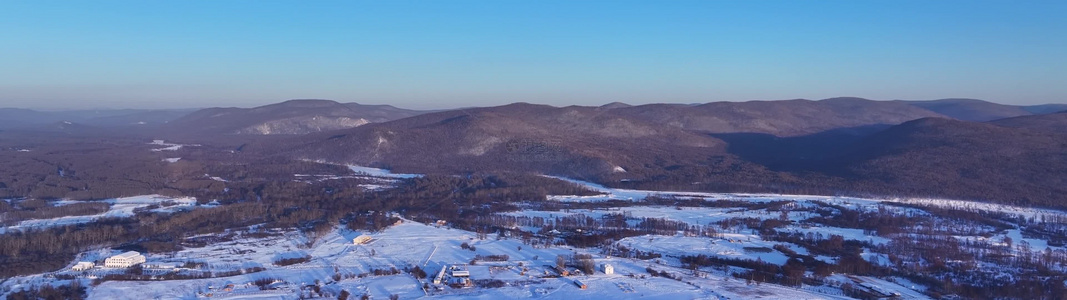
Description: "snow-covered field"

(4, 176), (1065, 299)
(0, 195), (198, 233)
(149, 140), (199, 152)
(346, 165), (420, 179)
(289, 161), (422, 191)
(551, 177), (1056, 221)
(502, 206), (820, 227)
(619, 233), (793, 264)
(2, 221), (872, 299)
(299, 159), (421, 180)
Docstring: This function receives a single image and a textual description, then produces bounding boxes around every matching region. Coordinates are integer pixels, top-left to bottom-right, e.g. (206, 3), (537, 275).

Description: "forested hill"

(2, 98), (1066, 209)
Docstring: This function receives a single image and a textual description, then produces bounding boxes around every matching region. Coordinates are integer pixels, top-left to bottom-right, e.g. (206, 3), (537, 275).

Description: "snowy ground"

(497, 205), (886, 265)
(0, 195), (198, 233)
(3, 221), (862, 299)
(149, 140), (199, 152)
(291, 160), (421, 190)
(501, 206), (821, 227)
(549, 177), (1052, 222)
(619, 233), (792, 264)
(300, 159), (421, 180)
(5, 176), (1064, 299)
(345, 165), (420, 179)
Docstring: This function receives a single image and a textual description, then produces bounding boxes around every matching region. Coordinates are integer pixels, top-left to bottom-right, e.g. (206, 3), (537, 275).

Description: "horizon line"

(3, 96), (1066, 112)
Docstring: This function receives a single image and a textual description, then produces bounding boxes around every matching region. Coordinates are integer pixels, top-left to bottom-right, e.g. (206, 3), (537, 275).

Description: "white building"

(72, 261), (94, 271)
(602, 263), (614, 275)
(433, 266), (447, 284)
(353, 235), (372, 245)
(104, 251), (146, 268)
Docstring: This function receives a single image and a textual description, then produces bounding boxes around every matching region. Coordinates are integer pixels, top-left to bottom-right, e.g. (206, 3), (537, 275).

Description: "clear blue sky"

(1, 0), (1064, 110)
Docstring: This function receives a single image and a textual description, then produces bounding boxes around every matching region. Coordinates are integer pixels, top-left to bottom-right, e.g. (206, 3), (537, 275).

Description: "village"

(5, 173), (1063, 299)
(45, 222), (636, 298)
(15, 213), (929, 300)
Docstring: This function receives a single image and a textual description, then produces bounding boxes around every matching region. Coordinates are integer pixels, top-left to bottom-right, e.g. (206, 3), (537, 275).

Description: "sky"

(1, 0), (1065, 110)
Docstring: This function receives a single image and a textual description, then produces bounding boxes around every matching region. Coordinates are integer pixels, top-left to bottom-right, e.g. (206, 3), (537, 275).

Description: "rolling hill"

(826, 117), (1067, 206)
(1020, 104), (1067, 115)
(898, 98), (1033, 122)
(283, 102), (734, 179)
(989, 111), (1067, 134)
(163, 99), (426, 135)
(273, 101), (1067, 207)
(608, 97), (946, 136)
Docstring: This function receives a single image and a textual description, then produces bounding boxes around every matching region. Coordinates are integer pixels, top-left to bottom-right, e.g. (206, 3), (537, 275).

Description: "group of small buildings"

(552, 263), (613, 277)
(433, 265), (473, 287)
(430, 262), (616, 291)
(569, 264), (612, 290)
(69, 251), (147, 271)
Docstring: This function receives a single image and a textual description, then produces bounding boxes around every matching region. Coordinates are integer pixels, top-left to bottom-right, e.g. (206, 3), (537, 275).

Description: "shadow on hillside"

(710, 124), (891, 173)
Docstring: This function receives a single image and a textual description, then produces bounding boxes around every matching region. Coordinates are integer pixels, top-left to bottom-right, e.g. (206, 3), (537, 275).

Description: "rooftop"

(113, 251), (142, 259)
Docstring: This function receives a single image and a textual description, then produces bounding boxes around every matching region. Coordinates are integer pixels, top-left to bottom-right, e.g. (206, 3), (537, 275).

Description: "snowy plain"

(5, 171), (1066, 299)
(0, 195), (198, 234)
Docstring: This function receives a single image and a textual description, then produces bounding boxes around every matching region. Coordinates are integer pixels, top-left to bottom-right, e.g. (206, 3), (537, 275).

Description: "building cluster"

(433, 265), (472, 287)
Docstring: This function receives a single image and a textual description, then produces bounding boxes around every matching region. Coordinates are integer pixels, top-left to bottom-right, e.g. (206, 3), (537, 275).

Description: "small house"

(353, 235), (372, 245)
(574, 279), (587, 289)
(602, 263), (614, 275)
(449, 277), (473, 287)
(72, 261), (94, 271)
(553, 266), (570, 276)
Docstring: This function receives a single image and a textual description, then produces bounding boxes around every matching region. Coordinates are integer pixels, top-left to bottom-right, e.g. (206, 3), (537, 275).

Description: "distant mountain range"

(283, 97), (966, 175)
(2, 97), (1065, 207)
(2, 97), (1059, 134)
(0, 108), (197, 129)
(284, 102), (729, 178)
(266, 98), (1066, 207)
